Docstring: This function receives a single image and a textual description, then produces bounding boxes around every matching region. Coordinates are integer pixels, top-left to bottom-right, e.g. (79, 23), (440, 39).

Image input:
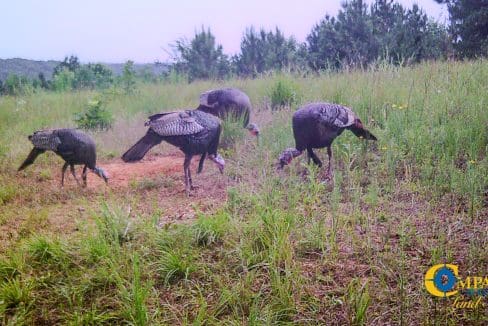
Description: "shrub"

(52, 68), (75, 92)
(220, 113), (247, 149)
(74, 99), (113, 131)
(269, 78), (300, 110)
(156, 249), (195, 285)
(121, 60), (137, 94)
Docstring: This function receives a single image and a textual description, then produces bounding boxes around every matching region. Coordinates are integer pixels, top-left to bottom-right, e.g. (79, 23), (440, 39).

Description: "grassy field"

(0, 60), (487, 325)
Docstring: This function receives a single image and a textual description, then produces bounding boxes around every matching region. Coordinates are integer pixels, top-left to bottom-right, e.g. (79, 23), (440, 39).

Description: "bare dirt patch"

(1, 153), (231, 250)
(91, 153), (185, 189)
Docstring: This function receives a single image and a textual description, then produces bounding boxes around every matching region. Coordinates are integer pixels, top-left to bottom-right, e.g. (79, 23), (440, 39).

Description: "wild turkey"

(197, 88), (260, 137)
(18, 129), (108, 187)
(278, 103), (377, 178)
(121, 110), (225, 195)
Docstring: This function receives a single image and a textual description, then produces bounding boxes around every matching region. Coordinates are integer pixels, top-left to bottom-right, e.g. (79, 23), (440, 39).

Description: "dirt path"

(1, 154), (230, 249)
(89, 153), (185, 189)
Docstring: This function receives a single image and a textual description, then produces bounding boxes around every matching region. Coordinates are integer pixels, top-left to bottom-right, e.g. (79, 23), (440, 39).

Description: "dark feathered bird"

(196, 88), (260, 137)
(278, 103), (377, 178)
(121, 110), (225, 195)
(18, 129), (108, 186)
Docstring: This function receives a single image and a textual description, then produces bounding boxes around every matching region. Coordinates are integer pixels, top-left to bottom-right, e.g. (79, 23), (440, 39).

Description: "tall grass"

(0, 60), (486, 324)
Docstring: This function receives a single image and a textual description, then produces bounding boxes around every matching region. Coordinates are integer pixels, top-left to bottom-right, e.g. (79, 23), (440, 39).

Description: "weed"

(26, 235), (69, 267)
(156, 249), (195, 285)
(220, 113), (247, 149)
(192, 210), (229, 246)
(74, 98), (113, 131)
(268, 77), (301, 110)
(345, 278), (371, 326)
(119, 253), (149, 326)
(0, 278), (32, 312)
(0, 183), (17, 205)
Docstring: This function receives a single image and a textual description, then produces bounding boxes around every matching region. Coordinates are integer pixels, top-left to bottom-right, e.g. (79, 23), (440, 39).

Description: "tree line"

(0, 56), (146, 96)
(1, 0), (486, 94)
(172, 0), (487, 80)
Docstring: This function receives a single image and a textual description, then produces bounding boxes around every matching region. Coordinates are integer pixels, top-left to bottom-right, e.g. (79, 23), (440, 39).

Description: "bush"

(74, 99), (113, 131)
(269, 78), (300, 110)
(1, 74), (33, 96)
(220, 114), (247, 149)
(52, 68), (75, 92)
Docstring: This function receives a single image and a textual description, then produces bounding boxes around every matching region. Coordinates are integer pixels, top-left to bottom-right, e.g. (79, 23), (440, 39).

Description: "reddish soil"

(1, 153), (231, 249)
(89, 154), (185, 189)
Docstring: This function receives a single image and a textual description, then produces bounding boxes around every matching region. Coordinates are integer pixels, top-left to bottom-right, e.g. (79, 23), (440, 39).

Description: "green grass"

(0, 60), (486, 324)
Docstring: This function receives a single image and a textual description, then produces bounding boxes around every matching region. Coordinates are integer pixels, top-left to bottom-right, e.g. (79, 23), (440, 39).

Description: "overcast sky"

(0, 0), (448, 63)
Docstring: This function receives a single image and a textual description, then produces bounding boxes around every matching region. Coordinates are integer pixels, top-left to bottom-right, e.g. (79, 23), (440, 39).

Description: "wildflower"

(381, 146), (388, 151)
(468, 160), (477, 164)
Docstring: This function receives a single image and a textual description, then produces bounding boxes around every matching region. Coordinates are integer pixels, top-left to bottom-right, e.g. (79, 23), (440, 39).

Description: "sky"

(0, 0), (448, 64)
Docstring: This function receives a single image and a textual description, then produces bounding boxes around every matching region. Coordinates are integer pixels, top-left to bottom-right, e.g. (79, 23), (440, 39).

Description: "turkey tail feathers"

(18, 148), (45, 171)
(122, 129), (161, 162)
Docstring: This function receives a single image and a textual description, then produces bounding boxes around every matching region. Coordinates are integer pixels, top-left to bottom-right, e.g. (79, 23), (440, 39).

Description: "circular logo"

(433, 266), (457, 293)
(425, 264), (459, 297)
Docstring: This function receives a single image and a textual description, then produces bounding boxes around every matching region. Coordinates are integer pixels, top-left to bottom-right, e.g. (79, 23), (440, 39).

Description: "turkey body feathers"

(121, 110), (223, 195)
(197, 88), (251, 127)
(122, 110), (222, 163)
(19, 129), (98, 169)
(18, 128), (107, 186)
(292, 103), (376, 150)
(278, 103), (377, 175)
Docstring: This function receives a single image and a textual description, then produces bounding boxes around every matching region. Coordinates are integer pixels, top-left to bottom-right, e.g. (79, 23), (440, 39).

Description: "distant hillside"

(0, 58), (60, 80)
(0, 58), (169, 81)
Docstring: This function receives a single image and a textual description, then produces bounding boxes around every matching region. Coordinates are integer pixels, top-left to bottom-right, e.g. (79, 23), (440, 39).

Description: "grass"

(0, 60), (487, 324)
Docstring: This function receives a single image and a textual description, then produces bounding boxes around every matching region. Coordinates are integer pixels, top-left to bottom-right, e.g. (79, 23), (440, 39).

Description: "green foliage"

(0, 255), (22, 282)
(173, 27), (231, 81)
(236, 27), (305, 77)
(346, 278), (371, 326)
(74, 63), (114, 89)
(1, 74), (33, 96)
(307, 0), (449, 69)
(0, 61), (486, 324)
(119, 254), (149, 326)
(192, 211), (229, 246)
(52, 67), (75, 91)
(74, 99), (113, 130)
(220, 114), (247, 149)
(51, 56), (114, 92)
(53, 55), (80, 76)
(269, 78), (300, 110)
(26, 236), (68, 266)
(0, 278), (32, 312)
(156, 249), (195, 285)
(121, 60), (137, 94)
(95, 203), (133, 246)
(0, 182), (17, 205)
(436, 0), (488, 58)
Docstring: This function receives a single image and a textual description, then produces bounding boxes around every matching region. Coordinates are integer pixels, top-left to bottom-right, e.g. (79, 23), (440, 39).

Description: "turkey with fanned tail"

(121, 110), (225, 195)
